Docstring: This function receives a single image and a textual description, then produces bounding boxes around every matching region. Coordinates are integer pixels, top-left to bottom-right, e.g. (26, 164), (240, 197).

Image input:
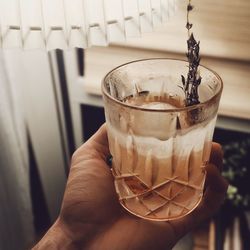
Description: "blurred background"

(0, 0), (249, 249)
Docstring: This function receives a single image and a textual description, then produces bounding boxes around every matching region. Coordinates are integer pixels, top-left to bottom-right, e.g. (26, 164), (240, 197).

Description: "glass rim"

(101, 58), (223, 113)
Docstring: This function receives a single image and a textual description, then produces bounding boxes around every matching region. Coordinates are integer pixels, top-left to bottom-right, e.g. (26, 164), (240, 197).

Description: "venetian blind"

(0, 0), (176, 50)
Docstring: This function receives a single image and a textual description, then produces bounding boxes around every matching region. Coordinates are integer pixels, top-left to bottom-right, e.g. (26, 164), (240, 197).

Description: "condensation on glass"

(102, 58), (223, 221)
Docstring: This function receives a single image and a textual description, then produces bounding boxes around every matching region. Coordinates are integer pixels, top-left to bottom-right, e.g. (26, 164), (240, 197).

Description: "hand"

(33, 124), (228, 250)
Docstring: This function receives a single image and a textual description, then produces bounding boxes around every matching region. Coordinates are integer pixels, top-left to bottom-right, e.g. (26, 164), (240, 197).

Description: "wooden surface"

(84, 45), (250, 120)
(117, 0), (250, 61)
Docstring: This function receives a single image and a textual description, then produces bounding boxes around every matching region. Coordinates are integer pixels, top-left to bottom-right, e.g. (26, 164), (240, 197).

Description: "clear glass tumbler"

(102, 58), (223, 221)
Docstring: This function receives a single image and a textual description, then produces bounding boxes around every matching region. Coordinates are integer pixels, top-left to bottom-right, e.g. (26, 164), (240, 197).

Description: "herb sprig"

(181, 0), (202, 106)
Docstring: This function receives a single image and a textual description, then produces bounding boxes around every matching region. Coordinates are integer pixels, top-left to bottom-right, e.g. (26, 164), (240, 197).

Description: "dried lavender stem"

(187, 0), (191, 37)
(181, 0), (202, 106)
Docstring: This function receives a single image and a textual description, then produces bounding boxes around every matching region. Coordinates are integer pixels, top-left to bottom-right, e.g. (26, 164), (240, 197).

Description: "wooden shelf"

(84, 45), (250, 123)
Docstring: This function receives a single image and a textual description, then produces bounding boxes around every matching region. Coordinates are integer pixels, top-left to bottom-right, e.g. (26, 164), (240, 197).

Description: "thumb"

(86, 123), (109, 149)
(72, 124), (110, 165)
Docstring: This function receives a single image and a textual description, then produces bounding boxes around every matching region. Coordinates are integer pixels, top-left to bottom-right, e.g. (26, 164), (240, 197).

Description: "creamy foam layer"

(138, 101), (177, 110)
(121, 95), (184, 140)
(107, 116), (216, 159)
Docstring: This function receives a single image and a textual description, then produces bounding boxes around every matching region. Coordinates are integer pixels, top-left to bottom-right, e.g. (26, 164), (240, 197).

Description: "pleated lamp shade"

(0, 0), (176, 50)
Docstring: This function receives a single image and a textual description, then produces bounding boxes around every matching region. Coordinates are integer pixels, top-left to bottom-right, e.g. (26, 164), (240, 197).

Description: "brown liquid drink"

(102, 59), (223, 221)
(107, 96), (216, 220)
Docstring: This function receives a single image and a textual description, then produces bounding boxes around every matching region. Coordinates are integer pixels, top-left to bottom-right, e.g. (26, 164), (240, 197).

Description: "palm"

(60, 125), (227, 250)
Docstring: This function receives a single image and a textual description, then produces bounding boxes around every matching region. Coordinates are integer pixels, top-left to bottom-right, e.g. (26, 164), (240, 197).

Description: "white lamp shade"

(0, 0), (176, 50)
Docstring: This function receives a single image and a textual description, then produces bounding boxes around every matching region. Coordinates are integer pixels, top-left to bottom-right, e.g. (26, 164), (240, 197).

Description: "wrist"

(33, 219), (79, 250)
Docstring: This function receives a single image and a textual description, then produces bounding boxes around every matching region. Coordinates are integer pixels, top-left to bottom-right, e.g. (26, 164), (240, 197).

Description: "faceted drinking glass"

(102, 58), (223, 221)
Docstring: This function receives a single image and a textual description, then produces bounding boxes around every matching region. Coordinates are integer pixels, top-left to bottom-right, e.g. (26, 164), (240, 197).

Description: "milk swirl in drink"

(106, 93), (216, 221)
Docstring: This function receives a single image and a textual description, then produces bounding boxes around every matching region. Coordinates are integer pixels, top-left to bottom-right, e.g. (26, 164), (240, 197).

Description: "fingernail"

(106, 155), (113, 167)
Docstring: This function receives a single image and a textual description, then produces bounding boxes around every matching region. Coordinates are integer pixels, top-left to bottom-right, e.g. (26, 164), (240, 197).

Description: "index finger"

(210, 142), (223, 172)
